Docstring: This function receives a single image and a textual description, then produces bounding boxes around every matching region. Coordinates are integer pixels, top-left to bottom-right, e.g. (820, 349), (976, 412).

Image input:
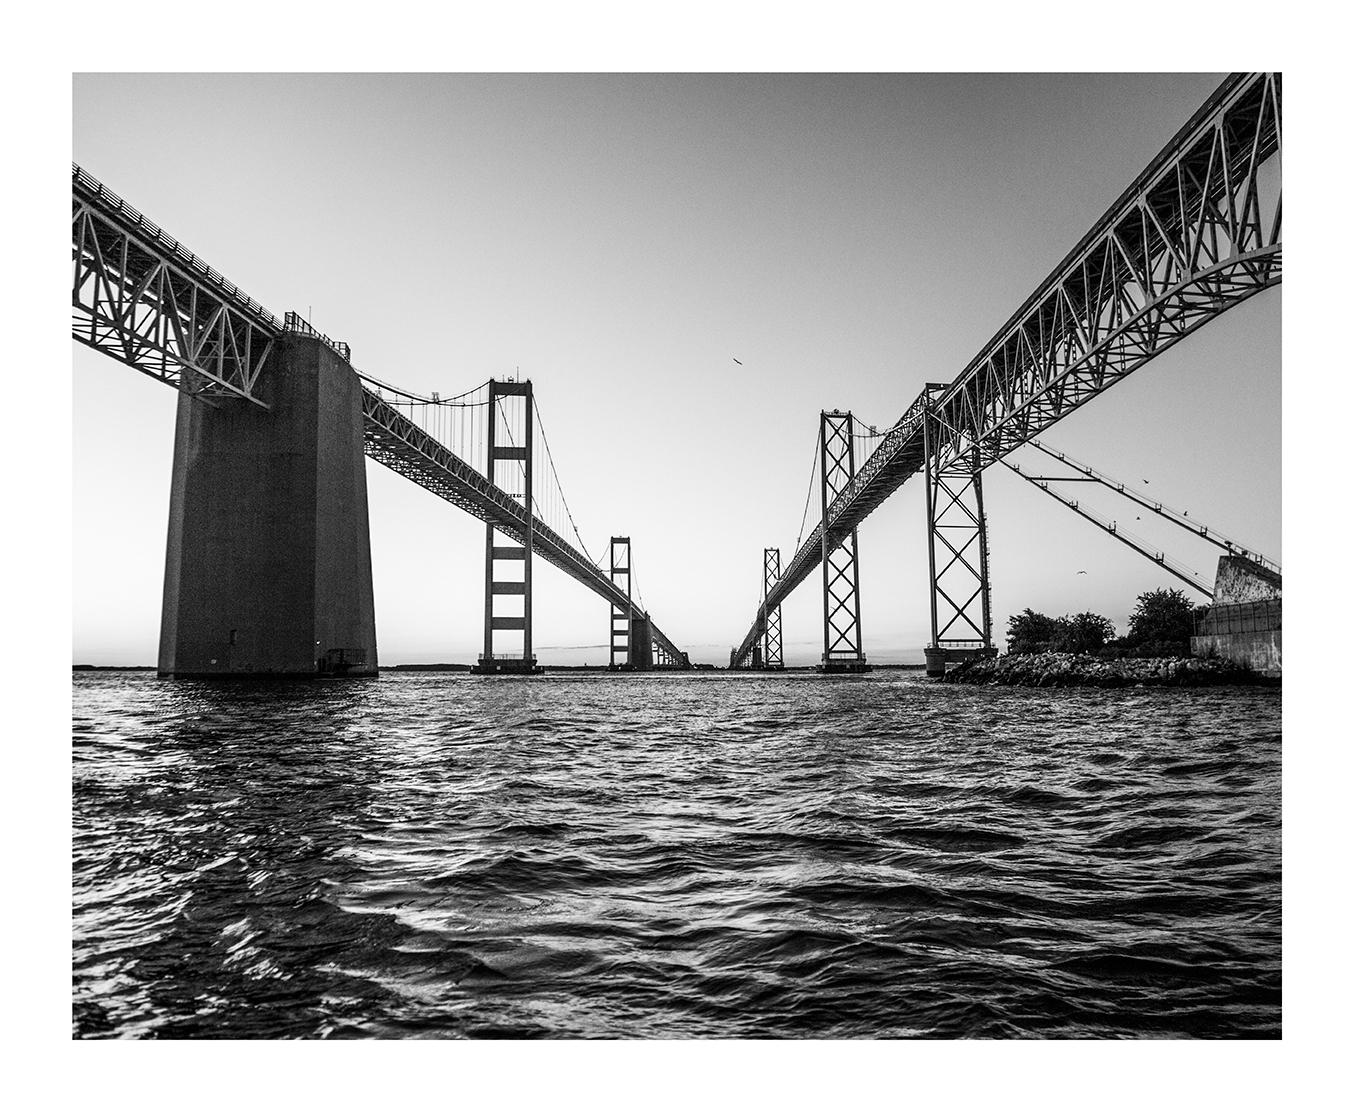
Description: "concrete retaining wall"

(1191, 630), (1281, 678)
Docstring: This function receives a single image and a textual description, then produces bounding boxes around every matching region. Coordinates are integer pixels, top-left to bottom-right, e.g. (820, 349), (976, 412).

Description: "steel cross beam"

(730, 72), (1280, 668)
(609, 536), (633, 668)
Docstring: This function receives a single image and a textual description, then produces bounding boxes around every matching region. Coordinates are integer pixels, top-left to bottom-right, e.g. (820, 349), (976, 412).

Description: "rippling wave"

(72, 671), (1280, 1038)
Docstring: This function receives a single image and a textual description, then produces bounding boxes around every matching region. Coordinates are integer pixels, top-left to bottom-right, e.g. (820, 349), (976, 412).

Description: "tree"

(1055, 611), (1116, 654)
(1007, 609), (1059, 655)
(1127, 587), (1195, 647)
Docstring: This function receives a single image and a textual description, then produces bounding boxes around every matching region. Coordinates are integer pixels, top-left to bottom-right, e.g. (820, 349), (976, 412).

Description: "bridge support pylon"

(923, 396), (994, 677)
(762, 547), (784, 670)
(472, 380), (542, 675)
(818, 411), (871, 674)
(630, 616), (655, 670)
(609, 536), (635, 670)
(158, 333), (378, 678)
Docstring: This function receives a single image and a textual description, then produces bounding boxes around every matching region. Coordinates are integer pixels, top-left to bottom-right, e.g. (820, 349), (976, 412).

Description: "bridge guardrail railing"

(283, 311), (352, 361)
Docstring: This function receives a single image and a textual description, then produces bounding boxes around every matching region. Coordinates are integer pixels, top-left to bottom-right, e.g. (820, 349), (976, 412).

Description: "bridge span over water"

(731, 71), (1280, 675)
(73, 168), (687, 676)
(73, 73), (1279, 678)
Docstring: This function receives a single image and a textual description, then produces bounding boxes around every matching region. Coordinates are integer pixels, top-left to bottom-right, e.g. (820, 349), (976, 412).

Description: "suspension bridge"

(72, 166), (687, 676)
(72, 72), (1280, 679)
(732, 71), (1280, 675)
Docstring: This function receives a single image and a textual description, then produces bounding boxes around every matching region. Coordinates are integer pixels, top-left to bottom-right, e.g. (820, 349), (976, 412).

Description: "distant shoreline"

(73, 662), (929, 674)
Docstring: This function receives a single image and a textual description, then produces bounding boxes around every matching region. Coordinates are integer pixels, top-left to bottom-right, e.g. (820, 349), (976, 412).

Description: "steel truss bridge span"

(72, 164), (688, 669)
(732, 71), (1281, 668)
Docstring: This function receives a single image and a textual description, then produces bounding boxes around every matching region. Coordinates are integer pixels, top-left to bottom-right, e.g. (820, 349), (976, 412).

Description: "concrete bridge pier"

(629, 616), (654, 671)
(157, 335), (378, 678)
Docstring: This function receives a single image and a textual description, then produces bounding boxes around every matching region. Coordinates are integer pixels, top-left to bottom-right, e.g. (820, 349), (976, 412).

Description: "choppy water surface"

(73, 671), (1280, 1038)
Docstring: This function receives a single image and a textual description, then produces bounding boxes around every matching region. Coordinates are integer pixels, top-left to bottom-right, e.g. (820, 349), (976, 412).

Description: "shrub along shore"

(950, 586), (1277, 687)
(941, 651), (1266, 688)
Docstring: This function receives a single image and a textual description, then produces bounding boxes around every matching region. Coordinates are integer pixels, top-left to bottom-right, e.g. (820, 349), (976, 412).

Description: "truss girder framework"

(819, 412), (867, 667)
(72, 166), (279, 406)
(930, 72), (1281, 471)
(731, 72), (1280, 668)
(762, 548), (784, 669)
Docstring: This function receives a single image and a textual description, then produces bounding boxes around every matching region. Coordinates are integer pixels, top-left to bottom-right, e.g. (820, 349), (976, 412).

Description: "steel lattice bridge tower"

(72, 166), (690, 676)
(730, 71), (1280, 673)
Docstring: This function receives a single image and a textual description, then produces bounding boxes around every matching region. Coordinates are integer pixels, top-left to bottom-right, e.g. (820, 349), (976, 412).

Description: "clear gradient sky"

(72, 73), (1280, 666)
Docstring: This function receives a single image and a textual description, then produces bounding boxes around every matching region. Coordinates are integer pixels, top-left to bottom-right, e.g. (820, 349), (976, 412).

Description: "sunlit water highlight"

(73, 670), (1280, 1038)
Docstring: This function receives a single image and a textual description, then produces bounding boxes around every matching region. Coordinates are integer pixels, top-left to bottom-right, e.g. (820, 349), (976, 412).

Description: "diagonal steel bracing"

(72, 165), (278, 406)
(731, 72), (1280, 668)
(762, 548), (784, 669)
(819, 412), (868, 670)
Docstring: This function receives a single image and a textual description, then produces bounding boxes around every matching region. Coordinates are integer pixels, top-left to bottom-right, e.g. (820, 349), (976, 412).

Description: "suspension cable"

(795, 428), (821, 552)
(532, 395), (600, 566)
(357, 371), (491, 407)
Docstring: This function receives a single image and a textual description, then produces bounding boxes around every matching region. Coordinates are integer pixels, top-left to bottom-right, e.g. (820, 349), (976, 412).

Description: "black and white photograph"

(16, 4), (1342, 1100)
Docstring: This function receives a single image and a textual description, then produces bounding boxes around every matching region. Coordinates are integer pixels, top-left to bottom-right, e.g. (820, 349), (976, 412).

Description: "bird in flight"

(732, 357), (743, 365)
(1142, 478), (1150, 484)
(1076, 570), (1087, 575)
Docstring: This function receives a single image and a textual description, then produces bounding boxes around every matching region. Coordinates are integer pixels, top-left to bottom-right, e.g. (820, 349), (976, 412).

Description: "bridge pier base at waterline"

(157, 336), (379, 678)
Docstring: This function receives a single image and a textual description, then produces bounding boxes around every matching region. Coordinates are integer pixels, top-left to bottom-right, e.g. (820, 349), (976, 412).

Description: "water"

(72, 670), (1280, 1039)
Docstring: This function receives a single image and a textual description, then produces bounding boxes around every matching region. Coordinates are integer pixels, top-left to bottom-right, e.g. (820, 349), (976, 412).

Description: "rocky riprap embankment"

(941, 652), (1261, 687)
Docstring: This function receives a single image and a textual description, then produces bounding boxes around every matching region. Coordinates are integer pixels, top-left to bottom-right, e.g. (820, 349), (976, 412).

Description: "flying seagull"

(733, 357), (743, 365)
(1142, 478), (1150, 484)
(1077, 570), (1087, 575)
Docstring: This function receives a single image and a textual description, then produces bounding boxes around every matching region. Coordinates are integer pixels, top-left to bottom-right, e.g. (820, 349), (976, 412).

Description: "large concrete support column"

(629, 616), (654, 671)
(158, 335), (378, 678)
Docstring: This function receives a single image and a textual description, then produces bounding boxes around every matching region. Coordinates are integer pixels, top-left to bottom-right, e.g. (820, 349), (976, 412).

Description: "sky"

(72, 73), (1280, 667)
